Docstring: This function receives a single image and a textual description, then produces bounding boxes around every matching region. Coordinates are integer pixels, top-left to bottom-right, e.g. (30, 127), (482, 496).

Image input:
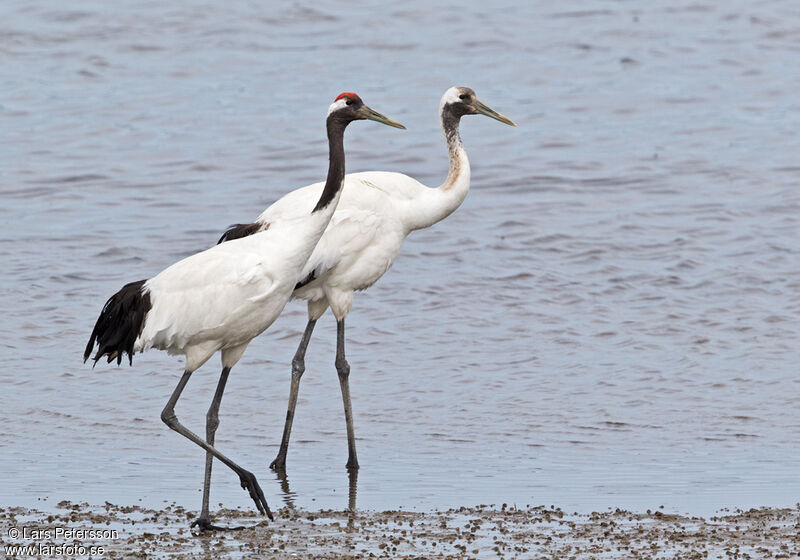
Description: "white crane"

(218, 86), (515, 471)
(84, 93), (404, 531)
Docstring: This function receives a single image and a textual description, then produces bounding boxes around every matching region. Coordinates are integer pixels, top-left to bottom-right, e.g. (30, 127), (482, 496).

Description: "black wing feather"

(294, 269), (318, 290)
(84, 279), (151, 366)
(217, 222), (267, 244)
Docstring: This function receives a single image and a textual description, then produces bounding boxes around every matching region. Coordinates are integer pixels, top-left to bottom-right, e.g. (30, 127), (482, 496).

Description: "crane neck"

(441, 110), (469, 193)
(313, 116), (347, 213)
(404, 108), (471, 232)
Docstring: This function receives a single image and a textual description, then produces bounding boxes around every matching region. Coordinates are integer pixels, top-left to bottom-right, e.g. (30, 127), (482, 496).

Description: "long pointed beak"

(473, 99), (516, 126)
(358, 105), (406, 129)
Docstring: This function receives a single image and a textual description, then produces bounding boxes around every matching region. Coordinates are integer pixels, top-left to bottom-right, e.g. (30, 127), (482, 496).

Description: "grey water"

(2, 0), (799, 518)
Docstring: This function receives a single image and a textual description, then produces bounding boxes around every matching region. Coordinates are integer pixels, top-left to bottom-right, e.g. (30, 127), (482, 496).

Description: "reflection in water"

(195, 528), (236, 557)
(274, 466), (358, 523)
(347, 468), (358, 513)
(196, 535), (218, 559)
(347, 468), (358, 532)
(274, 468), (296, 510)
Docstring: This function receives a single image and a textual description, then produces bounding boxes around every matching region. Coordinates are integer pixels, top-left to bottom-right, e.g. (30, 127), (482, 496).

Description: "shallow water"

(1, 0), (799, 518)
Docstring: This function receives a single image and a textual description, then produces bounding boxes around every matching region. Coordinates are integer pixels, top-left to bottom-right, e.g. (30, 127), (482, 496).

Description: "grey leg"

(160, 369), (273, 521)
(335, 319), (359, 470)
(270, 319), (317, 471)
(192, 367), (244, 532)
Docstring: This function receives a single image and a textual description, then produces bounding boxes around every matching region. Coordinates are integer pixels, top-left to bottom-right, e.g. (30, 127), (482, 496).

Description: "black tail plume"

(217, 222), (267, 244)
(84, 279), (151, 366)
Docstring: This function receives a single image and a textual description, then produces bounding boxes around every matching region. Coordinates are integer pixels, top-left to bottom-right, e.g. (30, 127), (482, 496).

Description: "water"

(2, 0), (799, 518)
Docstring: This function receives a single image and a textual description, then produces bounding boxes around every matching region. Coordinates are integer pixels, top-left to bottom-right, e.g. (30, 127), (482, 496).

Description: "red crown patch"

(335, 92), (361, 102)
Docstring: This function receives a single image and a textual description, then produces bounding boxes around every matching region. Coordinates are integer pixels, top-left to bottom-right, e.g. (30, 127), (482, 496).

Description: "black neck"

(313, 116), (347, 213)
(441, 106), (464, 164)
(441, 105), (464, 150)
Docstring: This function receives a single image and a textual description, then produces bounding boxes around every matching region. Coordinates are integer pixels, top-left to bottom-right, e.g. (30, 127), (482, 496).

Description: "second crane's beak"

(473, 99), (516, 126)
(358, 105), (406, 129)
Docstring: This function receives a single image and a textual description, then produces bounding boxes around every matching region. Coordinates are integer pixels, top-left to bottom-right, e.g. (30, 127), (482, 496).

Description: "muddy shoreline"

(2, 501), (798, 559)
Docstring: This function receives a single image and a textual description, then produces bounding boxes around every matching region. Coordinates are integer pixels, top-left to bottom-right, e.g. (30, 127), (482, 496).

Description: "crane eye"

(346, 99), (354, 105)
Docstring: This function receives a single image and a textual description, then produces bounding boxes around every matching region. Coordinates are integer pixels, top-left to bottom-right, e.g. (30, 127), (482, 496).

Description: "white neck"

(404, 110), (471, 232)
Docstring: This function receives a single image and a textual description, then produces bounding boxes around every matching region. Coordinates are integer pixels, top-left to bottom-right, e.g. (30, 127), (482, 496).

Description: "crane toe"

(190, 517), (245, 532)
(238, 469), (274, 520)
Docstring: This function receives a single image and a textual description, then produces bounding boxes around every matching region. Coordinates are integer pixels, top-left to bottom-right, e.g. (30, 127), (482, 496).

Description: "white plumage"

(224, 86), (516, 471)
(84, 92), (404, 531)
(139, 217), (322, 372)
(257, 171), (439, 318)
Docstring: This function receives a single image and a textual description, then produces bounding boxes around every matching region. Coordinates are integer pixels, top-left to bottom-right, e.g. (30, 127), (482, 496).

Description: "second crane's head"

(327, 93), (406, 129)
(440, 86), (516, 126)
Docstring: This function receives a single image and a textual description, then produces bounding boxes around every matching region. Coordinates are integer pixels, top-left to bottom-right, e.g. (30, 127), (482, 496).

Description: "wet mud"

(2, 501), (798, 559)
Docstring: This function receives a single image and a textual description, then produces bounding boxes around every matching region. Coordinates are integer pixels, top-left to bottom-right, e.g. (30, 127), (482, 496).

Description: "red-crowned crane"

(84, 93), (404, 531)
(218, 87), (515, 471)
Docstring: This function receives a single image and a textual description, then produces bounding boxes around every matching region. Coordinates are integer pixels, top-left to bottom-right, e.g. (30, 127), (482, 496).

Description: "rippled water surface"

(2, 0), (799, 517)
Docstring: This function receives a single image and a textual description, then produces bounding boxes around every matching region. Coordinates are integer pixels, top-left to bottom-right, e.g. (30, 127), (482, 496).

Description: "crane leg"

(335, 318), (359, 470)
(160, 368), (273, 524)
(270, 319), (317, 471)
(191, 367), (243, 531)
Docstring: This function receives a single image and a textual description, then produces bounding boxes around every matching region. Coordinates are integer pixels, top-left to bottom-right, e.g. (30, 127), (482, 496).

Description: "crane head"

(441, 86), (516, 126)
(328, 93), (406, 129)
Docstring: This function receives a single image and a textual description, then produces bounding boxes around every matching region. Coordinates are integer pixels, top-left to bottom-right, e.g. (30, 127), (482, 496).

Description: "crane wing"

(141, 239), (286, 350)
